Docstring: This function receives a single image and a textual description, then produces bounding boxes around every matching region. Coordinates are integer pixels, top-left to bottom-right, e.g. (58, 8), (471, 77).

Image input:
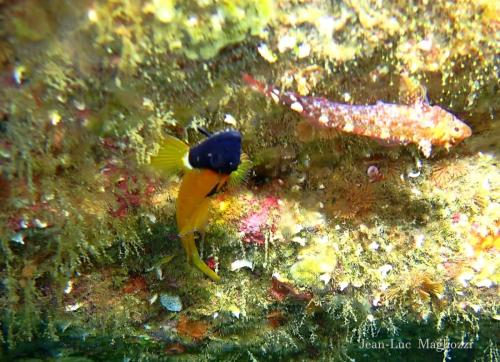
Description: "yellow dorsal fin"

(150, 135), (191, 175)
(228, 153), (253, 188)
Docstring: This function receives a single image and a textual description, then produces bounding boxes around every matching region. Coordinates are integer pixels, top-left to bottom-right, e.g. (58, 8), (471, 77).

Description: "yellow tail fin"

(150, 135), (191, 175)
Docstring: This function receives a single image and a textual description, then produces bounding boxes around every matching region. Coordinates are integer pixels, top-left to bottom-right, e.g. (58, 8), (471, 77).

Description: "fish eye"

(453, 127), (460, 133)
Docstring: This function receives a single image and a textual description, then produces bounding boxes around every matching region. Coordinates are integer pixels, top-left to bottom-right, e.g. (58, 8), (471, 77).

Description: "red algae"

(239, 195), (280, 245)
(269, 276), (312, 302)
(101, 162), (156, 218)
(122, 275), (148, 294)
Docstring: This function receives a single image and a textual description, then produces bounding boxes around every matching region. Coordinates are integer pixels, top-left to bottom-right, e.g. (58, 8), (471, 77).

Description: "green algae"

(289, 236), (337, 288)
(0, 0), (499, 360)
(89, 0), (274, 72)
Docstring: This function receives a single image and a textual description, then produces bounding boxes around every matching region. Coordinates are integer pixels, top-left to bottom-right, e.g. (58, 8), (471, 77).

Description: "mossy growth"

(0, 0), (499, 360)
(88, 0), (274, 72)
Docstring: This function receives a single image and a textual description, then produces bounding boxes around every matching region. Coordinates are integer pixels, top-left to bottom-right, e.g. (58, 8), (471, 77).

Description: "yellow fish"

(151, 129), (251, 281)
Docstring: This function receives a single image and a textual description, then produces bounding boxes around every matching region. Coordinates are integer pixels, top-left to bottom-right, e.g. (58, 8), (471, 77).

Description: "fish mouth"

(461, 124), (473, 138)
(457, 133), (472, 143)
(451, 135), (469, 145)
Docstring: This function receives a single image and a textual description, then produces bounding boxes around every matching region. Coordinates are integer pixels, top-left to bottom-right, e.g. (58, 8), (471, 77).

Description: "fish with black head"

(150, 129), (251, 281)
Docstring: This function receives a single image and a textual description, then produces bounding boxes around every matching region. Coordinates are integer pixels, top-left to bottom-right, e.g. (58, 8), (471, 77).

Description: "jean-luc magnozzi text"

(360, 338), (473, 351)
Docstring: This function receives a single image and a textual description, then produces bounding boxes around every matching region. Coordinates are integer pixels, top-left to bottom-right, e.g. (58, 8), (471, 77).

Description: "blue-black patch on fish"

(188, 130), (242, 174)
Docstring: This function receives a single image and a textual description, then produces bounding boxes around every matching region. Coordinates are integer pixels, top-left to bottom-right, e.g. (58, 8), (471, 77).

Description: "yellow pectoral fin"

(178, 224), (192, 237)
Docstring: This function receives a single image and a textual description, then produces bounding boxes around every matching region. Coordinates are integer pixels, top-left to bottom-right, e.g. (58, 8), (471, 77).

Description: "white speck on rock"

(65, 302), (83, 312)
(339, 281), (349, 291)
(475, 279), (493, 288)
(278, 35), (297, 53)
(230, 259), (254, 271)
(11, 233), (24, 245)
(414, 234), (425, 248)
(224, 114), (237, 126)
(378, 264), (393, 278)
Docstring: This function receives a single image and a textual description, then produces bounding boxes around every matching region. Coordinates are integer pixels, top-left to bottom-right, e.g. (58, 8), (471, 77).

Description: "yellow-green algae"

(0, 0), (499, 360)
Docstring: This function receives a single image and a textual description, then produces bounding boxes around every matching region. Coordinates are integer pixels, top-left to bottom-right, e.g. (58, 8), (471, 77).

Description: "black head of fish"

(188, 130), (242, 174)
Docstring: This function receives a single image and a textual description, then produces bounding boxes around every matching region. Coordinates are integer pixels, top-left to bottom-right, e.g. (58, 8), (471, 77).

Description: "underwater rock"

(122, 276), (148, 294)
(7, 0), (53, 42)
(164, 342), (186, 355)
(270, 275), (312, 302)
(289, 236), (337, 288)
(0, 0), (498, 359)
(238, 195), (280, 245)
(160, 294), (183, 312)
(176, 315), (209, 340)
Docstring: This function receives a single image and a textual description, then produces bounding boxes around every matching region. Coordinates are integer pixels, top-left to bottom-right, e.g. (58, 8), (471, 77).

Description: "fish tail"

(243, 73), (287, 107)
(180, 233), (220, 282)
(191, 251), (221, 282)
(150, 135), (191, 175)
(242, 73), (273, 96)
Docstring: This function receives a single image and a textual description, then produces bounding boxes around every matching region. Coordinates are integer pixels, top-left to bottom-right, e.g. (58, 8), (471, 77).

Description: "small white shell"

(64, 280), (74, 294)
(231, 259), (253, 271)
(291, 236), (307, 246)
(319, 273), (331, 285)
(297, 43), (311, 58)
(291, 101), (303, 113)
(149, 294), (158, 305)
(224, 114), (237, 126)
(11, 233), (24, 245)
(65, 302), (82, 312)
(257, 43), (277, 63)
(339, 281), (349, 291)
(33, 219), (48, 228)
(475, 279), (493, 288)
(378, 264), (393, 278)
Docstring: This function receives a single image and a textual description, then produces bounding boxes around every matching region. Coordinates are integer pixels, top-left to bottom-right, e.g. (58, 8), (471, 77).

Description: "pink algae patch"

(239, 195), (280, 245)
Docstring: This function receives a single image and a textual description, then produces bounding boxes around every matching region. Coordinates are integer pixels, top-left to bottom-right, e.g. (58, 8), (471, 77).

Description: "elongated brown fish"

(243, 74), (472, 157)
